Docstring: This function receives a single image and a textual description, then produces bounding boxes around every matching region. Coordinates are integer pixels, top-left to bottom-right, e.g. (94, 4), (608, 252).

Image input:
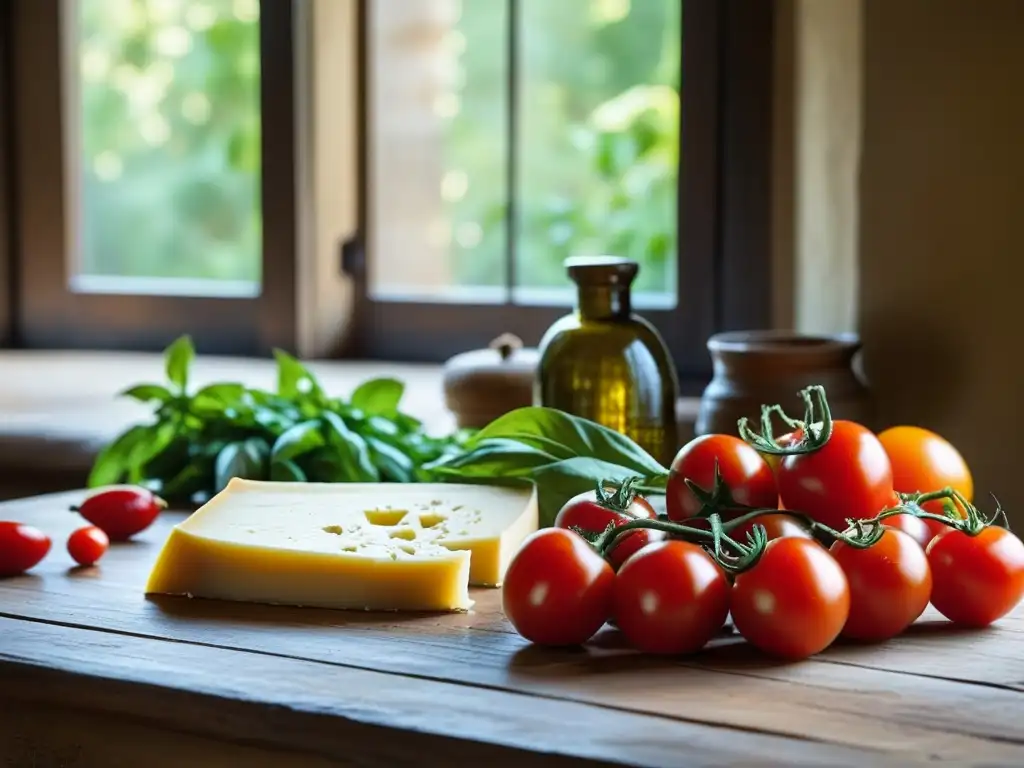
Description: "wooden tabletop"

(1, 492), (1023, 767)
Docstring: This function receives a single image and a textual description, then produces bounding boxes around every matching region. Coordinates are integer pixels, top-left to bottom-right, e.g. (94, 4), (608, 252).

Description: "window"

(1, 1), (774, 382)
(349, 0), (775, 390)
(6, 0), (298, 354)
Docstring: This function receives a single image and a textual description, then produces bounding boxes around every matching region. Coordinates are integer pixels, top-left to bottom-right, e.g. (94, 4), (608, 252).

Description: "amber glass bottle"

(535, 256), (679, 467)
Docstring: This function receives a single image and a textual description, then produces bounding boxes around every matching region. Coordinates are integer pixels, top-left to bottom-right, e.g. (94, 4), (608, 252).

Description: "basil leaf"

(214, 438), (270, 492)
(365, 415), (400, 438)
(299, 447), (346, 482)
(271, 459), (307, 482)
(322, 411), (379, 482)
(366, 436), (414, 482)
(164, 335), (195, 392)
(271, 420), (325, 463)
(274, 349), (323, 400)
(193, 382), (247, 408)
(120, 384), (173, 404)
(142, 435), (192, 481)
(125, 421), (178, 483)
(470, 407), (667, 477)
(529, 457), (658, 527)
(426, 438), (557, 479)
(161, 457), (214, 501)
(350, 378), (404, 418)
(87, 424), (152, 487)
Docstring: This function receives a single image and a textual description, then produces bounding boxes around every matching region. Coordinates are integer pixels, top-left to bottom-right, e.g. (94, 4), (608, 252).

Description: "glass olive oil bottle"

(536, 256), (680, 467)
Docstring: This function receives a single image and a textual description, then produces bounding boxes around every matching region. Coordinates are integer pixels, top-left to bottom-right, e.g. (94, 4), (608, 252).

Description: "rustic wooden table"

(1, 491), (1022, 767)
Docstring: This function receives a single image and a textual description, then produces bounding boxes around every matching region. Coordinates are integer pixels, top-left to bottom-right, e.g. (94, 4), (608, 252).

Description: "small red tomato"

(731, 537), (850, 660)
(0, 522), (52, 577)
(777, 420), (894, 531)
(830, 528), (932, 641)
(67, 525), (110, 567)
(730, 513), (813, 543)
(502, 528), (614, 646)
(927, 526), (1024, 627)
(613, 541), (730, 655)
(553, 484), (662, 569)
(73, 486), (166, 541)
(760, 431), (800, 475)
(666, 434), (777, 521)
(883, 513), (933, 550)
(876, 489), (934, 550)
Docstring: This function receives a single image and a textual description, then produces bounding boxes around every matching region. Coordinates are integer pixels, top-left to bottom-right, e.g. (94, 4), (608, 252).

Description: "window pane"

(367, 0), (508, 303)
(72, 0), (262, 293)
(515, 0), (680, 307)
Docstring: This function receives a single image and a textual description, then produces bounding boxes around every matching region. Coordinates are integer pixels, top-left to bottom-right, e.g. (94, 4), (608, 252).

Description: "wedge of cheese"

(145, 478), (538, 612)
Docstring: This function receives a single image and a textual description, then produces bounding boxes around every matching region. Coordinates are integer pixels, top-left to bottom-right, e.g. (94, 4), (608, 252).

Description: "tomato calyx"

(682, 460), (754, 517)
(592, 476), (645, 515)
(738, 385), (834, 456)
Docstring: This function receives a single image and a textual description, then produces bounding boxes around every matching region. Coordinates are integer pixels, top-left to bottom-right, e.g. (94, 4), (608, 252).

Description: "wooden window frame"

(345, 0), (775, 394)
(3, 0), (300, 356)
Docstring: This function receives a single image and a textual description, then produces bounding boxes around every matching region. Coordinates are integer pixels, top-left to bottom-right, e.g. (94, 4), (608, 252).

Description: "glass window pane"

(72, 0), (262, 294)
(367, 0), (508, 303)
(515, 0), (680, 308)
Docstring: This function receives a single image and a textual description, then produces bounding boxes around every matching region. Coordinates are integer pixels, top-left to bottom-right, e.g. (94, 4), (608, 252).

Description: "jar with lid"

(535, 256), (679, 467)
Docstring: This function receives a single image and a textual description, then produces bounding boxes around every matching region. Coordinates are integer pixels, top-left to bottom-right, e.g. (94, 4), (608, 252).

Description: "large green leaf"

(468, 407), (667, 477)
(214, 438), (269, 492)
(350, 378), (404, 418)
(426, 438), (558, 479)
(271, 420), (325, 463)
(164, 335), (195, 392)
(119, 383), (173, 404)
(87, 424), (153, 487)
(322, 412), (379, 482)
(529, 456), (656, 527)
(366, 436), (415, 483)
(274, 349), (322, 401)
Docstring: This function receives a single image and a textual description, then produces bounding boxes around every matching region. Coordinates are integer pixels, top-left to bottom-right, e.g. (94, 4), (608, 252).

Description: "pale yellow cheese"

(145, 479), (538, 612)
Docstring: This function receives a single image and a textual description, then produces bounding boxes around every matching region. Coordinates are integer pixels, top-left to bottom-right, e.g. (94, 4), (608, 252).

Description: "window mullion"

(505, 0), (519, 305)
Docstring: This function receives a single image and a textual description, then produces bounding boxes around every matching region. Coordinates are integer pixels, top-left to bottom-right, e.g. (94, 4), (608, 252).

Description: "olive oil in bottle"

(535, 256), (680, 466)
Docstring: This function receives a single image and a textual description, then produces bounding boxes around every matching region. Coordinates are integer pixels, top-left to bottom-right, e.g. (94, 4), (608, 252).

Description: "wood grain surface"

(1, 490), (1023, 766)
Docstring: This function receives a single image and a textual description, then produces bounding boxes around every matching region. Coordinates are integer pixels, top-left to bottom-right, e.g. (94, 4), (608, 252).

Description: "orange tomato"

(878, 426), (973, 541)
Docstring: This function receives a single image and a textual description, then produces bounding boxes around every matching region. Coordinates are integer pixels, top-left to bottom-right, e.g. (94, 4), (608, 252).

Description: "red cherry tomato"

(0, 522), (52, 577)
(731, 513), (813, 543)
(883, 513), (933, 550)
(502, 528), (614, 646)
(830, 528), (932, 641)
(73, 486), (166, 541)
(613, 541), (730, 655)
(553, 486), (663, 569)
(874, 489), (934, 549)
(666, 435), (777, 521)
(67, 525), (110, 567)
(776, 420), (894, 531)
(731, 537), (850, 659)
(760, 431), (799, 475)
(927, 526), (1024, 627)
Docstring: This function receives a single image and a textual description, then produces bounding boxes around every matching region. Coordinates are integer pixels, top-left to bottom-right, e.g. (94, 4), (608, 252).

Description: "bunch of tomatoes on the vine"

(0, 486), (164, 576)
(502, 386), (1024, 660)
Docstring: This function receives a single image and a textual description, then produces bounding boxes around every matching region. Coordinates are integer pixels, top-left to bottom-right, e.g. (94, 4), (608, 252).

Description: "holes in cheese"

(388, 527), (417, 541)
(418, 512), (447, 529)
(363, 508), (408, 526)
(144, 478), (539, 612)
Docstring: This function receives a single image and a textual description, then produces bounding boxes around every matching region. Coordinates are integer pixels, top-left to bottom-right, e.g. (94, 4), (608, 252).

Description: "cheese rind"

(145, 479), (538, 612)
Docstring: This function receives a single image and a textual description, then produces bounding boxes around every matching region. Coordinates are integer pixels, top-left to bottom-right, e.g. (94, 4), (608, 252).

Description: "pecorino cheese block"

(145, 478), (538, 612)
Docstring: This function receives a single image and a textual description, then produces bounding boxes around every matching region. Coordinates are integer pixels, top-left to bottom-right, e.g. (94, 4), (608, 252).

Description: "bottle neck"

(577, 285), (632, 321)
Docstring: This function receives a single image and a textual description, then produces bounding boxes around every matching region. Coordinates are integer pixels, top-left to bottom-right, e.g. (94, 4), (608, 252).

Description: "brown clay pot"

(696, 331), (875, 437)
